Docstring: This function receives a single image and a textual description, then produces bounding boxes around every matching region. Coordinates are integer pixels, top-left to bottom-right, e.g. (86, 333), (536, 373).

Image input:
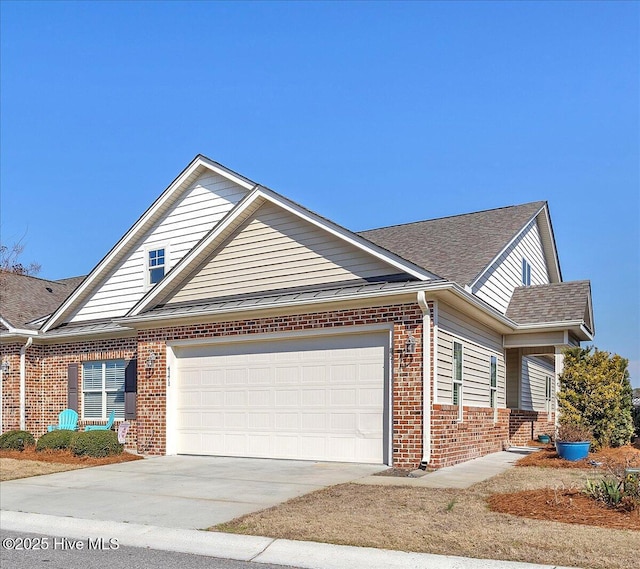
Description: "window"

(453, 341), (463, 420)
(148, 248), (166, 285)
(82, 360), (125, 419)
(490, 356), (497, 408)
(545, 376), (553, 413)
(522, 258), (531, 286)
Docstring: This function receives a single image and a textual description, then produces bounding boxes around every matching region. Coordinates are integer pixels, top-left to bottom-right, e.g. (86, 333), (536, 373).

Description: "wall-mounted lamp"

(0, 358), (9, 373)
(405, 333), (417, 355)
(145, 351), (157, 369)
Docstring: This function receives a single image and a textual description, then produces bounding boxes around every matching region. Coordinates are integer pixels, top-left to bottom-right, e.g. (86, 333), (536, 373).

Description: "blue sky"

(1, 2), (638, 386)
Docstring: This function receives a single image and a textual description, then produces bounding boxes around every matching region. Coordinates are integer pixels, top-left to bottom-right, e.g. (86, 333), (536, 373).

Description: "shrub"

(0, 430), (35, 451)
(36, 430), (76, 452)
(70, 430), (123, 458)
(556, 423), (592, 443)
(558, 347), (634, 449)
(633, 405), (640, 438)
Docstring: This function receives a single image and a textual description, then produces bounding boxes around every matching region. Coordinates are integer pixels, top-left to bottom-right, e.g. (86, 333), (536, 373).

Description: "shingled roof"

(0, 271), (85, 330)
(506, 280), (593, 333)
(359, 201), (545, 286)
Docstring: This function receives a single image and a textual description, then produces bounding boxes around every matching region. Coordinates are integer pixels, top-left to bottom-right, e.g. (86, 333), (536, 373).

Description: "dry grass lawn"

(0, 448), (142, 481)
(215, 466), (638, 569)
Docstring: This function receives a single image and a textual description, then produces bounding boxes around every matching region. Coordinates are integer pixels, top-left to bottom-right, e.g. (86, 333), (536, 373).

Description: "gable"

(472, 218), (550, 313)
(165, 201), (408, 305)
(66, 170), (250, 323)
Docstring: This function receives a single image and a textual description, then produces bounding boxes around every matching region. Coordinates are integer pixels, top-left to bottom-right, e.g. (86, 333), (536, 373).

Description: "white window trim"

(145, 244), (170, 291)
(453, 341), (463, 422)
(82, 360), (125, 420)
(522, 257), (531, 286)
(545, 375), (553, 414)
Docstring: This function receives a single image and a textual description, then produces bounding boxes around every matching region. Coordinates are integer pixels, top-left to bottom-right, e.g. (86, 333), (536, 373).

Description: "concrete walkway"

(356, 449), (530, 488)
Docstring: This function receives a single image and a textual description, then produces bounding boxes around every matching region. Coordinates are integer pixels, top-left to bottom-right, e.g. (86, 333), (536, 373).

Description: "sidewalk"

(356, 449), (532, 489)
(1, 510), (578, 569)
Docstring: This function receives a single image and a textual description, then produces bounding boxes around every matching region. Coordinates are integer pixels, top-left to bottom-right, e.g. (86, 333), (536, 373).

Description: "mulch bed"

(0, 447), (142, 466)
(517, 445), (640, 469)
(492, 444), (640, 531)
(488, 488), (640, 531)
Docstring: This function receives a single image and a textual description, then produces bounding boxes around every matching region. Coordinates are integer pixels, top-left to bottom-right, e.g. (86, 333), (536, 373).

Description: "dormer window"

(148, 248), (166, 285)
(521, 258), (531, 286)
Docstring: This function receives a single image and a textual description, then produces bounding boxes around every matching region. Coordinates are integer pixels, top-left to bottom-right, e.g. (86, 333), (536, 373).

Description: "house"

(0, 155), (594, 468)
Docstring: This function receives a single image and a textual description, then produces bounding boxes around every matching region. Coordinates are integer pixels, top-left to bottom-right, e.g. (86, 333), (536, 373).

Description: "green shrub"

(632, 406), (640, 438)
(36, 430), (76, 452)
(71, 430), (123, 458)
(558, 347), (634, 449)
(0, 430), (35, 451)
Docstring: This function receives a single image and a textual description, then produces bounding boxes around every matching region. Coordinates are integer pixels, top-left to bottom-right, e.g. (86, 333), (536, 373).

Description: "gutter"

(20, 337), (33, 431)
(417, 291), (431, 467)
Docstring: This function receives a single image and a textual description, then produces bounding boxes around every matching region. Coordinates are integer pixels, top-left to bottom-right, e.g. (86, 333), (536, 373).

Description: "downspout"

(20, 337), (33, 431)
(417, 291), (431, 467)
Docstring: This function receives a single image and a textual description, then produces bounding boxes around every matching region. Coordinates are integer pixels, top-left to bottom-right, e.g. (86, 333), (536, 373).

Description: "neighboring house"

(0, 155), (594, 468)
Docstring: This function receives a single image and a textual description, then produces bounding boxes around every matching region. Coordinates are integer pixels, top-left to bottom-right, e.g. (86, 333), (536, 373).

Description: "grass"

(0, 458), (83, 481)
(214, 459), (639, 569)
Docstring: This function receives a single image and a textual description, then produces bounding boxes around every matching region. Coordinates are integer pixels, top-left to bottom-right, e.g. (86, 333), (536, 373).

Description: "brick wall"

(137, 302), (428, 467)
(0, 345), (22, 431)
(509, 409), (555, 446)
(430, 404), (510, 468)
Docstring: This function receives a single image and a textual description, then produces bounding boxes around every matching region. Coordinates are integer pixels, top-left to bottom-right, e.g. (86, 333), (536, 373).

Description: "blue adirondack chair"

(47, 409), (79, 432)
(85, 409), (116, 431)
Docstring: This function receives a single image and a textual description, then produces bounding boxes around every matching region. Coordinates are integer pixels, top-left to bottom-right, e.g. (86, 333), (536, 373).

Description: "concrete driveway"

(0, 456), (386, 529)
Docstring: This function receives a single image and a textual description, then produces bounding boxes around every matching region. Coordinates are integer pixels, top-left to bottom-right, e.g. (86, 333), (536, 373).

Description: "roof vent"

(46, 287), (53, 293)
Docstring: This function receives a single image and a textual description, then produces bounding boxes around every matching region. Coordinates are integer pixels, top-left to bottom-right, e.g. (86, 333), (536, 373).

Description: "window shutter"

(124, 358), (137, 420)
(67, 363), (79, 411)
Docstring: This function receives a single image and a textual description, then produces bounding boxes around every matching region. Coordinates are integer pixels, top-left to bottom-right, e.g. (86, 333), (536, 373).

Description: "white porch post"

(554, 346), (565, 427)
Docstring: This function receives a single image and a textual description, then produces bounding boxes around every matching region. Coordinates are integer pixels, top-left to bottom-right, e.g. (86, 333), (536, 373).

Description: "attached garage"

(169, 331), (390, 464)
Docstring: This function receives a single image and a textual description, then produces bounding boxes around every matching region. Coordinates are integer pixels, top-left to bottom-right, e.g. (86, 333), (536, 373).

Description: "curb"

(0, 510), (578, 569)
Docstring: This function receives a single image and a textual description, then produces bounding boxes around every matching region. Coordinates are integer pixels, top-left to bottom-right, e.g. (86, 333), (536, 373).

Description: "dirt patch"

(488, 488), (640, 531)
(517, 445), (640, 469)
(0, 448), (142, 481)
(215, 465), (639, 569)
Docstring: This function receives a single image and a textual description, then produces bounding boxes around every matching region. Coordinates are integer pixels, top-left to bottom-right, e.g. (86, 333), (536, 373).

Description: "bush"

(0, 430), (35, 451)
(36, 430), (76, 452)
(556, 422), (592, 442)
(633, 406), (640, 438)
(70, 430), (123, 458)
(558, 347), (634, 449)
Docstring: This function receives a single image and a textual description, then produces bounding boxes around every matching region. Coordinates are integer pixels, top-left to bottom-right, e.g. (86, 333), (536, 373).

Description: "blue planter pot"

(537, 435), (551, 444)
(556, 441), (591, 461)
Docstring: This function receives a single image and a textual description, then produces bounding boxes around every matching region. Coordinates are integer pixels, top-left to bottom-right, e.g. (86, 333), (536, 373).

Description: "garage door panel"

(174, 332), (388, 463)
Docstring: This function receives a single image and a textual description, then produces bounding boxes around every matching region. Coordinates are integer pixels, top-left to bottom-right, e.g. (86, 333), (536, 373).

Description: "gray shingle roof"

(359, 201), (545, 286)
(0, 271), (85, 330)
(506, 281), (592, 331)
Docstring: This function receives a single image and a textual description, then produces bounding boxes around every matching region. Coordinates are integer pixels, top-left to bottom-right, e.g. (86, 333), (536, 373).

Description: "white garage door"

(173, 332), (389, 463)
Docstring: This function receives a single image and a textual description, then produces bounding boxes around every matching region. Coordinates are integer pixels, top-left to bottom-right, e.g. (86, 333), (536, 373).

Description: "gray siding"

(436, 302), (505, 408)
(168, 202), (401, 304)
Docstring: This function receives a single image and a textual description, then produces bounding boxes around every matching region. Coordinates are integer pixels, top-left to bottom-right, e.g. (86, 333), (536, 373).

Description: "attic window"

(522, 258), (531, 286)
(148, 248), (166, 285)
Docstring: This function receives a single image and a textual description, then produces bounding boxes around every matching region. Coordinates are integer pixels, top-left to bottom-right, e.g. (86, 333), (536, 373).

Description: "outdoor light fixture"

(145, 351), (157, 369)
(405, 333), (417, 355)
(0, 358), (9, 373)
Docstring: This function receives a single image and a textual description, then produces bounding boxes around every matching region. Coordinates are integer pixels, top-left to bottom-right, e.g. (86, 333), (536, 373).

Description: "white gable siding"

(69, 172), (248, 322)
(473, 219), (550, 314)
(521, 355), (554, 412)
(436, 302), (505, 408)
(168, 202), (401, 304)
